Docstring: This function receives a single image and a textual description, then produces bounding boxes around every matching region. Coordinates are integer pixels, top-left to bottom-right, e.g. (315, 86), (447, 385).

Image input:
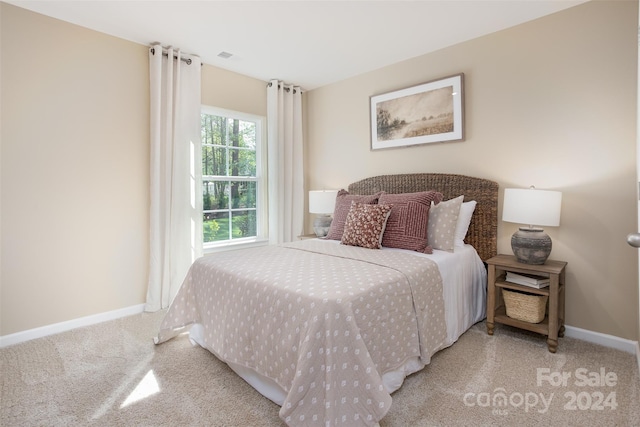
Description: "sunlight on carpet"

(120, 370), (160, 408)
(90, 353), (155, 421)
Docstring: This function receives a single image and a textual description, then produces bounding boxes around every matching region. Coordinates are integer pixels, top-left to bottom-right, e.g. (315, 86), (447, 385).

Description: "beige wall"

(201, 64), (267, 117)
(306, 0), (639, 340)
(1, 3), (149, 336)
(0, 3), (267, 336)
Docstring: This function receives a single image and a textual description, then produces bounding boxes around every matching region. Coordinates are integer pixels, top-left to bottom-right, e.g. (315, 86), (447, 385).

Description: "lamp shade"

(502, 188), (562, 227)
(309, 190), (338, 214)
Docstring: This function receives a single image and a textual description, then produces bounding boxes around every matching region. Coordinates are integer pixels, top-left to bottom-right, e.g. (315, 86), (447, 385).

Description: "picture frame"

(370, 73), (464, 150)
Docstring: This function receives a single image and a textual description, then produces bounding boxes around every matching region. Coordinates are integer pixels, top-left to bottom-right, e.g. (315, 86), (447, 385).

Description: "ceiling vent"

(217, 51), (233, 59)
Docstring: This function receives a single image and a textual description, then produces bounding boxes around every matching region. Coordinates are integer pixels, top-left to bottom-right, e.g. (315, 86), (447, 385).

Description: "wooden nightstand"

(486, 254), (567, 353)
(297, 234), (318, 240)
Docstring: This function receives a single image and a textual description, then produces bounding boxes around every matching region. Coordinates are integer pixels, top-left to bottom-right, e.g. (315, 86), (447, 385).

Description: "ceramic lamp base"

(511, 227), (552, 265)
(313, 215), (332, 238)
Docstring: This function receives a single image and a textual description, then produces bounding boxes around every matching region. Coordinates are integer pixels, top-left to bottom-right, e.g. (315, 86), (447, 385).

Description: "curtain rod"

(150, 47), (193, 65)
(267, 81), (301, 94)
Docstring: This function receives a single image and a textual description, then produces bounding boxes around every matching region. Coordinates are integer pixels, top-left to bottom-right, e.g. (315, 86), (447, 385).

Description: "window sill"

(203, 238), (269, 255)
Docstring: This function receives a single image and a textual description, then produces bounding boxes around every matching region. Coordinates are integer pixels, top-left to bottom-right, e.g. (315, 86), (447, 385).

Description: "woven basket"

(502, 289), (548, 323)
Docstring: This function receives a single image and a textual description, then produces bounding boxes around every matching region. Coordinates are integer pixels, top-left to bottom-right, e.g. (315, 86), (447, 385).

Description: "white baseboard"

(0, 304), (146, 348)
(1, 307), (638, 360)
(636, 342), (640, 376)
(564, 325), (638, 355)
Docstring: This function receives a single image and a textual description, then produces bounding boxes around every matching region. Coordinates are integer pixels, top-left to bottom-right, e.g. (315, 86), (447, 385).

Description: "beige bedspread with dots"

(155, 239), (447, 426)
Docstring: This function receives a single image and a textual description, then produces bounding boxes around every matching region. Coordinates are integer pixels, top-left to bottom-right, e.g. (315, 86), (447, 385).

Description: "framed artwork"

(370, 73), (464, 150)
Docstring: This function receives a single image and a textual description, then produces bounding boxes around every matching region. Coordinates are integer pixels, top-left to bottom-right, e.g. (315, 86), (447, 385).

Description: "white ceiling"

(7, 0), (587, 90)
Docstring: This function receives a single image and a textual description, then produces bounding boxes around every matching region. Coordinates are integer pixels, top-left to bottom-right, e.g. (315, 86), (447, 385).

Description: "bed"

(155, 173), (498, 426)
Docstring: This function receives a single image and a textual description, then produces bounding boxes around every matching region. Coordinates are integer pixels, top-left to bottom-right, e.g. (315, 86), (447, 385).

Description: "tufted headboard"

(347, 173), (499, 261)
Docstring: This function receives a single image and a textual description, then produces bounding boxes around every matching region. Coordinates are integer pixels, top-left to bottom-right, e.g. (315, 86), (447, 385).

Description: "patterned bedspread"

(155, 239), (447, 426)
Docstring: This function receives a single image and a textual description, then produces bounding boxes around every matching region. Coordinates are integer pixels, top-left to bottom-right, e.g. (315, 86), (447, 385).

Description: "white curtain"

(267, 80), (304, 244)
(146, 44), (202, 312)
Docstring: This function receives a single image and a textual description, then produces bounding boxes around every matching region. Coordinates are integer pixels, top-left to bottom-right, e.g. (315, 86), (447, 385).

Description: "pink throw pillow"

(325, 190), (382, 240)
(341, 202), (393, 249)
(379, 191), (443, 253)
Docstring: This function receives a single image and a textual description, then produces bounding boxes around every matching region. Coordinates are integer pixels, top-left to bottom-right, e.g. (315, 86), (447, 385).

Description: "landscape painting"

(371, 74), (464, 150)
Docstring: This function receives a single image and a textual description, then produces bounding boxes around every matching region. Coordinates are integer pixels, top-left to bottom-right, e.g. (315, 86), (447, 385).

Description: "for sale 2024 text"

(537, 367), (618, 411)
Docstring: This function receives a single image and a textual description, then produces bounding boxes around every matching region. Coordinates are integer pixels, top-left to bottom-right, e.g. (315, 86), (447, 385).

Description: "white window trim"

(201, 105), (268, 254)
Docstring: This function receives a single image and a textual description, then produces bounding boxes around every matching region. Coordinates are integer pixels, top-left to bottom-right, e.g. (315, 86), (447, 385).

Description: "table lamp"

(309, 190), (338, 237)
(502, 186), (562, 265)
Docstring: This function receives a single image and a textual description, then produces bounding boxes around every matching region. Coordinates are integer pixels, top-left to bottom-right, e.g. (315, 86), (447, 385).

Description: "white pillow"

(428, 195), (463, 252)
(454, 200), (477, 247)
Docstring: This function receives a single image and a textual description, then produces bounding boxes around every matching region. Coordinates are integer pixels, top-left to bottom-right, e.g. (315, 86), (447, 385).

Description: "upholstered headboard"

(347, 173), (498, 261)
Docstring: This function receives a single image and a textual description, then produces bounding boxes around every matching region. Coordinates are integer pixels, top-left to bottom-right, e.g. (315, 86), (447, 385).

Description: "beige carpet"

(1, 311), (638, 426)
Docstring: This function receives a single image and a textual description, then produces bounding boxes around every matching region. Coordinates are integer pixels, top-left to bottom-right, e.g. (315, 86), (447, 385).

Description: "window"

(201, 106), (266, 249)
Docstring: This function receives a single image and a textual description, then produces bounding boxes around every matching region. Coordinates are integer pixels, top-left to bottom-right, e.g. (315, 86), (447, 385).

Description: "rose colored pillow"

(325, 190), (382, 240)
(341, 202), (393, 249)
(428, 195), (463, 252)
(379, 191), (443, 253)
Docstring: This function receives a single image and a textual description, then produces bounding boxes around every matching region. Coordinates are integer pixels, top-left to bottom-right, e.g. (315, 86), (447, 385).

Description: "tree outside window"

(201, 109), (262, 245)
